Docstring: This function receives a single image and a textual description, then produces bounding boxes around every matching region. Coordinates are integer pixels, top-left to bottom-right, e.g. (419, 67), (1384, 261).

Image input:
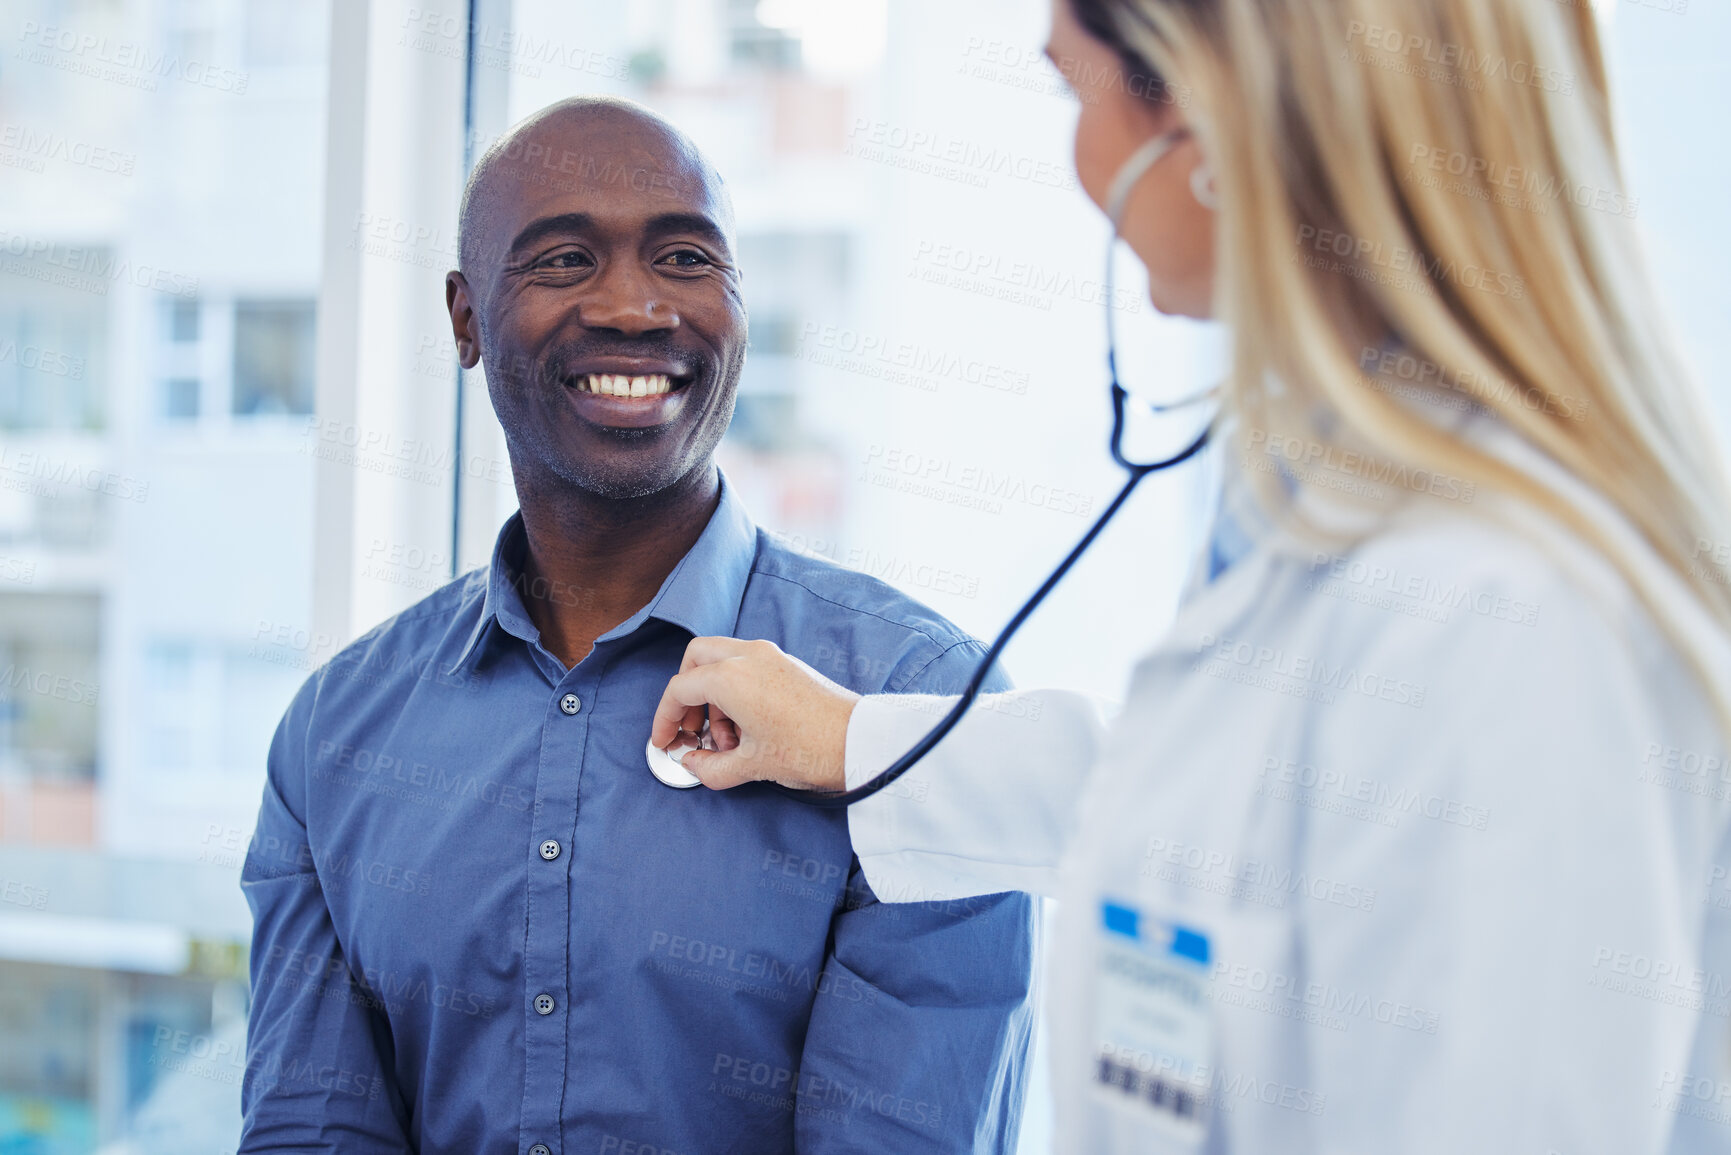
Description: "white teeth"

(580, 373), (673, 397)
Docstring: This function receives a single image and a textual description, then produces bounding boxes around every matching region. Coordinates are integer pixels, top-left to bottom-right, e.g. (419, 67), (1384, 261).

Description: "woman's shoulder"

(1252, 474), (1719, 675)
(1255, 502), (1725, 807)
(1137, 498), (1624, 710)
(1134, 454), (1728, 801)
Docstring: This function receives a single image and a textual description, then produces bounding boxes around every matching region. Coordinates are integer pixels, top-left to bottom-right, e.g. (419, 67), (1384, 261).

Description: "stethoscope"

(647, 127), (1220, 802)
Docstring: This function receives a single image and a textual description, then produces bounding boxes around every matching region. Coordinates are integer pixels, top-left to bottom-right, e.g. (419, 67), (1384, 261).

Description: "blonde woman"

(652, 0), (1731, 1148)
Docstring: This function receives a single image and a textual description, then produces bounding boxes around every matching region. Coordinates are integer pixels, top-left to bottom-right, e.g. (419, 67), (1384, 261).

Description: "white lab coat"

(843, 422), (1731, 1153)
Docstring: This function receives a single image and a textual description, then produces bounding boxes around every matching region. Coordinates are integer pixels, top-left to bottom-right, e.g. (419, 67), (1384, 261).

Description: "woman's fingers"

(650, 638), (767, 748)
(677, 746), (760, 791)
(675, 704), (706, 744)
(650, 635), (859, 791)
(708, 713), (740, 752)
(676, 635), (758, 674)
(649, 663), (732, 748)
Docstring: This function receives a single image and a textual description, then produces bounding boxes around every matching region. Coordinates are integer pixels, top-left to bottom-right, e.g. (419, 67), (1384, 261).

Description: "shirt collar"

(445, 472), (759, 674)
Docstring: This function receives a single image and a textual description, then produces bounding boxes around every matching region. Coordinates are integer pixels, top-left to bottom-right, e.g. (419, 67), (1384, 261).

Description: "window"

(168, 300), (200, 344)
(162, 378), (199, 419)
(141, 641), (303, 776)
(727, 0), (802, 70)
(0, 250), (108, 432)
(245, 0), (327, 68)
(1, 0), (326, 1147)
(157, 298), (203, 420)
(0, 963), (96, 1116)
(232, 300), (315, 417)
(0, 592), (100, 783)
(155, 297), (318, 421)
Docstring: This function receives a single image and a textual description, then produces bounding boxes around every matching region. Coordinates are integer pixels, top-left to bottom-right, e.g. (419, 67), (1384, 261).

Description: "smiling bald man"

(239, 98), (1037, 1155)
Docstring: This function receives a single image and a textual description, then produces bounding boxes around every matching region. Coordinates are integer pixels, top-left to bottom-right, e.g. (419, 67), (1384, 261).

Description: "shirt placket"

(518, 653), (600, 1155)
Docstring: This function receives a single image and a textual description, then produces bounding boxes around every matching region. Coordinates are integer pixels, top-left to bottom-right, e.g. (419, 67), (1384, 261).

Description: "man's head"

(447, 98), (745, 501)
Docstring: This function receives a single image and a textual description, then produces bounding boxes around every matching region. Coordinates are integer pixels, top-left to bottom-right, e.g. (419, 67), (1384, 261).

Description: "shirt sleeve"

(795, 642), (1042, 1153)
(844, 655), (1112, 901)
(238, 676), (414, 1153)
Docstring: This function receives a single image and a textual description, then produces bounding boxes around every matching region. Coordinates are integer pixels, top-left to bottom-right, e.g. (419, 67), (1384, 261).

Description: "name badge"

(1092, 899), (1214, 1146)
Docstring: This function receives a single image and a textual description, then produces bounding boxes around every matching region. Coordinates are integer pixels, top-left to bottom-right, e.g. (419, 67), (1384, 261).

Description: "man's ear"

(446, 271), (482, 370)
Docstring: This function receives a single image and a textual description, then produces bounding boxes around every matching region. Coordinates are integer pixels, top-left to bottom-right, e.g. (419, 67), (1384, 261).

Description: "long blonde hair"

(1092, 0), (1731, 718)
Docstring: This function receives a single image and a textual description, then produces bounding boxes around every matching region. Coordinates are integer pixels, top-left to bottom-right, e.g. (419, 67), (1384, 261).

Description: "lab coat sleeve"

(238, 677), (413, 1153)
(844, 685), (1112, 902)
(1295, 582), (1711, 1153)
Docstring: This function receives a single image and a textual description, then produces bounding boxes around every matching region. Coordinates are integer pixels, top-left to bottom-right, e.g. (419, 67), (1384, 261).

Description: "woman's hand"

(650, 637), (860, 791)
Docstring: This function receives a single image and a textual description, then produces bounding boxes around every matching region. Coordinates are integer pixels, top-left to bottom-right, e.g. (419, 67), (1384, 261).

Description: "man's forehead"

(479, 111), (729, 247)
(510, 122), (700, 197)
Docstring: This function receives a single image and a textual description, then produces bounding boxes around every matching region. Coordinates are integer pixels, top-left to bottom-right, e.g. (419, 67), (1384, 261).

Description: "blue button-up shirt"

(239, 478), (1037, 1155)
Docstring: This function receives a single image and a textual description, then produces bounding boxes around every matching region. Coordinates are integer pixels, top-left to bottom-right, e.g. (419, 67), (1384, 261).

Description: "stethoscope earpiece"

(1189, 162), (1219, 210)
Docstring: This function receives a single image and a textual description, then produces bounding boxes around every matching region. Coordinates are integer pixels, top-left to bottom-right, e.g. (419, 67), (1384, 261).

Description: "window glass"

(232, 300), (315, 417)
(0, 249), (108, 432)
(0, 0), (329, 1147)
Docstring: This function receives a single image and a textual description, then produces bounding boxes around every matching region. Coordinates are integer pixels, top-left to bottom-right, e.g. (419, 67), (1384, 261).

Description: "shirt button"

(559, 693), (582, 715)
(529, 1146), (552, 1155)
(538, 839), (561, 861)
(534, 992), (555, 1016)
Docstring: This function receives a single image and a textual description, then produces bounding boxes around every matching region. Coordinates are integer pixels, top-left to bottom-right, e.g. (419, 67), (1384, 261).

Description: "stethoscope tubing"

(757, 126), (1219, 808)
(764, 416), (1209, 808)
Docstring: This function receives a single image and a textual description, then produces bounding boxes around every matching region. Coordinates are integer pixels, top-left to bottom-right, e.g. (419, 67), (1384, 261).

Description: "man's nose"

(577, 262), (679, 336)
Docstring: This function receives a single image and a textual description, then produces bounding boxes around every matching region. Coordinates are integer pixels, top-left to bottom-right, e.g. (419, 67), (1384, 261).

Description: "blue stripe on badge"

(1102, 901), (1212, 965)
(1171, 927), (1210, 965)
(1102, 902), (1140, 940)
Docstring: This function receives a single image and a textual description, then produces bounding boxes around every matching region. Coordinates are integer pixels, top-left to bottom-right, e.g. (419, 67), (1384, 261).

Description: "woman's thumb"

(677, 745), (757, 790)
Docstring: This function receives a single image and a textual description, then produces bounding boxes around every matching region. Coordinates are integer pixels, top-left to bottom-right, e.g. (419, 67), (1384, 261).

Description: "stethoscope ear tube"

(1104, 128), (1190, 227)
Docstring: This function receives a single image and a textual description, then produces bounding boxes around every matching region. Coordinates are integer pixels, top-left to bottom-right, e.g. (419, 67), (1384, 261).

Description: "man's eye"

(661, 249), (711, 268)
(540, 251), (592, 269)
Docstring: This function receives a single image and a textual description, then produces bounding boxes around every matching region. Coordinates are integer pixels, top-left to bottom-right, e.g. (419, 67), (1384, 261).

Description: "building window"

(0, 250), (107, 432)
(141, 641), (304, 776)
(168, 299), (200, 343)
(727, 0), (802, 70)
(162, 378), (200, 419)
(232, 300), (315, 417)
(157, 297), (204, 421)
(0, 592), (101, 782)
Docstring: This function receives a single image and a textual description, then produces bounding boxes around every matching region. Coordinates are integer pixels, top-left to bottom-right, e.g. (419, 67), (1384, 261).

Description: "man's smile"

(573, 373), (676, 397)
(561, 358), (698, 429)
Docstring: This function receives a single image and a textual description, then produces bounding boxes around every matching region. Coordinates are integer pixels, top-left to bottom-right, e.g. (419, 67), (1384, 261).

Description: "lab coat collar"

(1182, 375), (1493, 602)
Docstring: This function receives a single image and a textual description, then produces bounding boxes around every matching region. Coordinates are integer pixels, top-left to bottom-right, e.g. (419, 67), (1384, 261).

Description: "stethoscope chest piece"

(645, 731), (705, 789)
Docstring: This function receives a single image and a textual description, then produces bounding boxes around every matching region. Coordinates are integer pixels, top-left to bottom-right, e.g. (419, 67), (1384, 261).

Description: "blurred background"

(0, 0), (1725, 1151)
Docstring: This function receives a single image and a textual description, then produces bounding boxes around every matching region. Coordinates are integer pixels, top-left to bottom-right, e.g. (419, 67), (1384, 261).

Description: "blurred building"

(1, 0), (326, 1149)
(0, 0), (906, 1149)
